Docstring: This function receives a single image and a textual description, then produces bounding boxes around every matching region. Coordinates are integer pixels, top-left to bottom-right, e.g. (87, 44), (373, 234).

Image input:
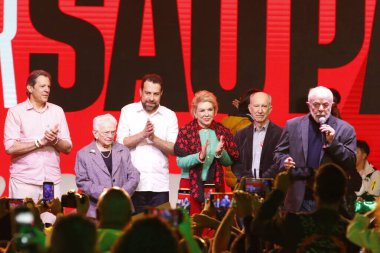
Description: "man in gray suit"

(274, 86), (361, 215)
(75, 114), (140, 217)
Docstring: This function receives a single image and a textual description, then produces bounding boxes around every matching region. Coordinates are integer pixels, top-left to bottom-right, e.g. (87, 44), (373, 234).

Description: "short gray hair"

(308, 86), (333, 103)
(93, 114), (117, 131)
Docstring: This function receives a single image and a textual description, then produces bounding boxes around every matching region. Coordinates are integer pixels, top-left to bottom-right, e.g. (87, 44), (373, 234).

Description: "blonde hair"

(191, 90), (218, 118)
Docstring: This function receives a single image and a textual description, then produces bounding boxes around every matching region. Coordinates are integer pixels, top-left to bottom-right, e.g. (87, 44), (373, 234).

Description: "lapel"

(89, 141), (111, 176)
(247, 124), (254, 167)
(301, 116), (309, 163)
(111, 143), (122, 176)
(261, 121), (272, 160)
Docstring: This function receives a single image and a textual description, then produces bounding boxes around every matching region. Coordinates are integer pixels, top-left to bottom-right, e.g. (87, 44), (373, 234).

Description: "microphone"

(318, 117), (327, 145)
(318, 117), (326, 125)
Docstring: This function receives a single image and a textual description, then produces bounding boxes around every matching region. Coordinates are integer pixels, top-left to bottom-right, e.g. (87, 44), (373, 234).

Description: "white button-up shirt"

(116, 102), (178, 192)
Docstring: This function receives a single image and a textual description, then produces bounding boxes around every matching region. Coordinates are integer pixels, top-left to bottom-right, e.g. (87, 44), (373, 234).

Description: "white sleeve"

(166, 111), (179, 143)
(116, 106), (130, 144)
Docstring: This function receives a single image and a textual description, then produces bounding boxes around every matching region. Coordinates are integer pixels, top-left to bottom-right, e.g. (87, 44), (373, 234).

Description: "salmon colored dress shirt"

(4, 99), (72, 185)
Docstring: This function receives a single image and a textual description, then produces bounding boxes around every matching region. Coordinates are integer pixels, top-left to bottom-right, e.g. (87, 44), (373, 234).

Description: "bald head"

(248, 92), (272, 128)
(96, 187), (133, 229)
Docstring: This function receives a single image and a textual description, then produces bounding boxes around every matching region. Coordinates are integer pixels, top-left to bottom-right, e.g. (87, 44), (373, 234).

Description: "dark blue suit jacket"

(274, 115), (360, 212)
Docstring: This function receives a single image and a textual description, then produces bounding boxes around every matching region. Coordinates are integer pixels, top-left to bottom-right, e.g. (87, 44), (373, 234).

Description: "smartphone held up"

(43, 182), (54, 204)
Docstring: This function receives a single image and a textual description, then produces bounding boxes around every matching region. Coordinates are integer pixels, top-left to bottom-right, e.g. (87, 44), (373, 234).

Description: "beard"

(142, 100), (159, 112)
(310, 111), (331, 123)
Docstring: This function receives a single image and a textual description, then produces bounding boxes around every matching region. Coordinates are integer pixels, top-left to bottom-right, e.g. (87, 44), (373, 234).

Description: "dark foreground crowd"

(0, 163), (379, 253)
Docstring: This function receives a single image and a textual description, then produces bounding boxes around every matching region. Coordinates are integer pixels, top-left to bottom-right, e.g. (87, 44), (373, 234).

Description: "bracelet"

(37, 139), (42, 147)
(198, 153), (205, 163)
(35, 139), (40, 148)
(53, 138), (60, 146)
(214, 152), (222, 158)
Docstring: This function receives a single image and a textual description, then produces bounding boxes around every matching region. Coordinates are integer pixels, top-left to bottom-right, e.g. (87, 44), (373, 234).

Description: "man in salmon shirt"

(4, 70), (72, 202)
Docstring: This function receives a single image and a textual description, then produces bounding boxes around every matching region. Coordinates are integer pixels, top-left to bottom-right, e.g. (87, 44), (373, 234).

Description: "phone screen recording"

(43, 182), (54, 202)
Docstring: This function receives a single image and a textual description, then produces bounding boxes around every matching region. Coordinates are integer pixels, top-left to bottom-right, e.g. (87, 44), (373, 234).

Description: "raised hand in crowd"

(273, 171), (291, 193)
(179, 210), (203, 253)
(192, 213), (220, 231)
(212, 208), (237, 253)
(233, 194), (254, 219)
(200, 199), (215, 217)
(232, 98), (240, 109)
(75, 193), (90, 216)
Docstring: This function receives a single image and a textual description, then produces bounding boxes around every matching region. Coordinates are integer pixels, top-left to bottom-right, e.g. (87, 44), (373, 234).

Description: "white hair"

(93, 114), (117, 131)
(308, 86), (333, 102)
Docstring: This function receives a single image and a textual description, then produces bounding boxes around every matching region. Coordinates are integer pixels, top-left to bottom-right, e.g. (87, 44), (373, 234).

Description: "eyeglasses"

(99, 131), (116, 136)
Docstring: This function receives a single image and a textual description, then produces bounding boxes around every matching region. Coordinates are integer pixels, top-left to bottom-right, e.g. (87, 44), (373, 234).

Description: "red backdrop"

(0, 0), (379, 196)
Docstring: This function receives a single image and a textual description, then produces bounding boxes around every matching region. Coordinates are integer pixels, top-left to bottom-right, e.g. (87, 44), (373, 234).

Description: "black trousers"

(131, 191), (169, 214)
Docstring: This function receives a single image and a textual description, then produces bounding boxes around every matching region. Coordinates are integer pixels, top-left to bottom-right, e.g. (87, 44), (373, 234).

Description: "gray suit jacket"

(274, 115), (360, 212)
(75, 141), (140, 217)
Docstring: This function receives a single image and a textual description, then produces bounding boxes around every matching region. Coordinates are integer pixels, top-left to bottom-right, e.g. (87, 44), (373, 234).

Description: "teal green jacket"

(176, 128), (233, 181)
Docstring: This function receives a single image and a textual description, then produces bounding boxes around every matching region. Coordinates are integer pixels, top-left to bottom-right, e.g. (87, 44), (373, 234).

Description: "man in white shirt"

(117, 74), (178, 213)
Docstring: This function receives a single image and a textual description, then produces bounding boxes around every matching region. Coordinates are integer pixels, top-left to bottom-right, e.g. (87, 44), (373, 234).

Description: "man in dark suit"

(232, 92), (282, 181)
(274, 86), (361, 214)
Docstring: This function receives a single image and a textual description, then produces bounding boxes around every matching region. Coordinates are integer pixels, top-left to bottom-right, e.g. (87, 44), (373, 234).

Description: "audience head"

(96, 187), (133, 229)
(356, 140), (370, 169)
(329, 88), (342, 118)
(329, 88), (341, 105)
(93, 113), (117, 148)
(191, 90), (218, 128)
(307, 86), (334, 123)
(112, 216), (178, 253)
(237, 88), (260, 114)
(49, 214), (97, 253)
(313, 163), (347, 205)
(357, 140), (370, 158)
